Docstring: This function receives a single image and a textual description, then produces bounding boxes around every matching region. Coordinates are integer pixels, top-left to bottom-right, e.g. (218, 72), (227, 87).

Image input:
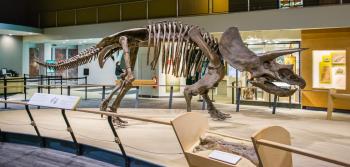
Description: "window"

(279, 0), (303, 8)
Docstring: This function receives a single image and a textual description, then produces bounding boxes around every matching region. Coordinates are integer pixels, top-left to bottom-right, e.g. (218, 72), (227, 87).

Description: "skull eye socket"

(263, 62), (271, 69)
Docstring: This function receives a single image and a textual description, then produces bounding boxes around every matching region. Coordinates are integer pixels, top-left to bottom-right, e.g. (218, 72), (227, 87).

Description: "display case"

(312, 50), (346, 90)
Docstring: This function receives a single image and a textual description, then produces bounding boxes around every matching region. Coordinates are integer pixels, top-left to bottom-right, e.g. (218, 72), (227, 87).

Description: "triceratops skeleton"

(37, 21), (306, 124)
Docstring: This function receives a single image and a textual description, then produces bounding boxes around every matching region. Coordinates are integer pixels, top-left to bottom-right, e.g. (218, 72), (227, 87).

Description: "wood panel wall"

(301, 28), (350, 110)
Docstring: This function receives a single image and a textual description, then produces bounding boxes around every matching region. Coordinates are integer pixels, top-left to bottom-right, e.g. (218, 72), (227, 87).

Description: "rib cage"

(36, 46), (101, 71)
(36, 21), (220, 79)
(146, 21), (220, 78)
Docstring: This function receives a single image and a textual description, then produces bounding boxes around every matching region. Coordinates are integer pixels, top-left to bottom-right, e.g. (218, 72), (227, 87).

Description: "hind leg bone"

(184, 27), (230, 120)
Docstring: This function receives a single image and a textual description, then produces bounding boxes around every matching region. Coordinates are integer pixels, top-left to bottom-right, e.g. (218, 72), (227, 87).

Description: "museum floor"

(1, 98), (350, 167)
(0, 142), (117, 167)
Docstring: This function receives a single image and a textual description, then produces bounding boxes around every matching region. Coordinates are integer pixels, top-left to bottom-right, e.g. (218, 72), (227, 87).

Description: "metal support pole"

(25, 105), (45, 147)
(211, 88), (215, 102)
(37, 84), (41, 109)
(0, 128), (4, 142)
(60, 76), (63, 95)
(3, 77), (7, 109)
(40, 75), (43, 93)
(289, 95), (292, 109)
(102, 86), (106, 100)
(202, 99), (206, 110)
(272, 95), (278, 114)
(236, 87), (241, 112)
(107, 116), (129, 167)
(47, 77), (51, 94)
(84, 76), (87, 100)
(231, 82), (235, 104)
(135, 86), (139, 108)
(168, 86), (174, 109)
(24, 74), (27, 101)
(61, 109), (81, 155)
(67, 86), (71, 96)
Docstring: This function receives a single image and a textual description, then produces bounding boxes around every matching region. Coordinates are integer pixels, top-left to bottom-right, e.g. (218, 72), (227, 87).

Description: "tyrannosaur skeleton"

(37, 21), (306, 125)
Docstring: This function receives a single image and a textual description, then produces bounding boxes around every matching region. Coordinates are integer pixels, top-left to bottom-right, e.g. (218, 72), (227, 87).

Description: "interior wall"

(0, 35), (23, 75)
(301, 28), (350, 110)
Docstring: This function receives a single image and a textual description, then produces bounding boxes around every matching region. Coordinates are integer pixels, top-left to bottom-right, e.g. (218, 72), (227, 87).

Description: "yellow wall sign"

(312, 50), (346, 89)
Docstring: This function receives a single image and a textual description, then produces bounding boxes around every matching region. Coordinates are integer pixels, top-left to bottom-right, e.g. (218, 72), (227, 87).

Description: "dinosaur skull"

(219, 27), (306, 97)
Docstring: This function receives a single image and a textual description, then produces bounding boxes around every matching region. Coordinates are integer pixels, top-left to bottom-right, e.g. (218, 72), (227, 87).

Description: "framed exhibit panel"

(279, 0), (303, 8)
(312, 50), (346, 90)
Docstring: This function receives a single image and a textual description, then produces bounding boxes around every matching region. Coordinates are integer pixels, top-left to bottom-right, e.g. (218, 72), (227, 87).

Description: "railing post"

(102, 86), (106, 100)
(289, 95), (292, 109)
(25, 105), (45, 147)
(67, 86), (71, 96)
(3, 77), (7, 109)
(84, 76), (87, 100)
(47, 77), (51, 94)
(231, 82), (235, 104)
(327, 89), (336, 120)
(61, 109), (81, 155)
(24, 74), (27, 101)
(272, 95), (278, 114)
(168, 85), (174, 109)
(135, 86), (139, 108)
(0, 128), (4, 142)
(107, 116), (130, 167)
(60, 76), (63, 95)
(236, 87), (241, 112)
(268, 93), (271, 107)
(40, 75), (43, 93)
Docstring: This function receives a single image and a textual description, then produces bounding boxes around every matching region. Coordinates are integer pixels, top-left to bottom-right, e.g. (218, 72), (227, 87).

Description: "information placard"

(28, 93), (81, 110)
(208, 150), (241, 165)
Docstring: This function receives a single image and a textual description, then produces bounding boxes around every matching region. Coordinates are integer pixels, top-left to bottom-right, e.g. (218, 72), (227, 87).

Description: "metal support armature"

(25, 105), (45, 147)
(61, 109), (81, 155)
(272, 95), (278, 114)
(107, 116), (129, 167)
(236, 87), (241, 112)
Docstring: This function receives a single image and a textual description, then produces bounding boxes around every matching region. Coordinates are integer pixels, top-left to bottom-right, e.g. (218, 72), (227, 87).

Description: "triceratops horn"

(258, 48), (307, 62)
